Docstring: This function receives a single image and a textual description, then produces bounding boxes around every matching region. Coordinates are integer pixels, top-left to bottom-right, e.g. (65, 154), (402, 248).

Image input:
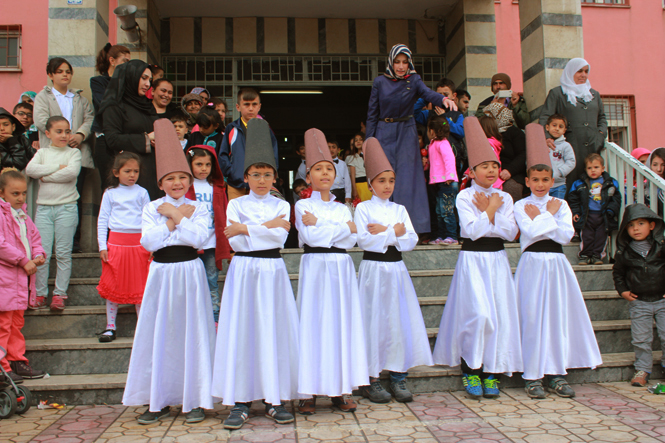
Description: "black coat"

(499, 126), (527, 186)
(566, 171), (620, 233)
(612, 204), (665, 302)
(0, 108), (34, 171)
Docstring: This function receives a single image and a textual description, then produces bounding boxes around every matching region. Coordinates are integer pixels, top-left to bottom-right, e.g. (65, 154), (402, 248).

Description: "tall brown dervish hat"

(244, 118), (277, 173)
(363, 137), (394, 183)
(304, 128), (334, 171)
(154, 119), (192, 182)
(525, 122), (552, 169)
(464, 116), (499, 169)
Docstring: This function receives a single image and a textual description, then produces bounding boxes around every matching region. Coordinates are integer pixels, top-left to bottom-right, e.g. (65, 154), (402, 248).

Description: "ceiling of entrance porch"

(153, 0), (457, 19)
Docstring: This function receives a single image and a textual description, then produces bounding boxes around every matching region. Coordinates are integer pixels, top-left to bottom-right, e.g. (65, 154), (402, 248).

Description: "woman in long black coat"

(99, 60), (160, 199)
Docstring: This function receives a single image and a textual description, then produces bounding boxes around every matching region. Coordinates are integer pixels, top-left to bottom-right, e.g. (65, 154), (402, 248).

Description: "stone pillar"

(445, 0), (497, 114)
(519, 0), (584, 122)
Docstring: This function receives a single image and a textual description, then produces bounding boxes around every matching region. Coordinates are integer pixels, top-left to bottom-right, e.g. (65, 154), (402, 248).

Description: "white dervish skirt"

(358, 260), (433, 376)
(433, 250), (523, 375)
(297, 253), (369, 397)
(515, 251), (602, 380)
(212, 256), (300, 405)
(122, 258), (216, 412)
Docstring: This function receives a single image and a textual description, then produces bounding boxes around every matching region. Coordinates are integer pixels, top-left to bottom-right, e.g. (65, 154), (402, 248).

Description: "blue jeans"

(35, 203), (78, 297)
(549, 184), (567, 199)
(435, 182), (458, 240)
(200, 248), (220, 322)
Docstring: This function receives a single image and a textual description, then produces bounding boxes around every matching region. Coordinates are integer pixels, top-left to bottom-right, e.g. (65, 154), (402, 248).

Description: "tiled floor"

(6, 381), (665, 442)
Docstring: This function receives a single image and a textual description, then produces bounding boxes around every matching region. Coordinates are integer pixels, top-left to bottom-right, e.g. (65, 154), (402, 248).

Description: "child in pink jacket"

(427, 115), (459, 245)
(0, 168), (46, 382)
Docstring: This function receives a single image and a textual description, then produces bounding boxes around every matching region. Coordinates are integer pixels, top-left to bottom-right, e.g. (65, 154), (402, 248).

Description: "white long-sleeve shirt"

(295, 190), (356, 249)
(457, 180), (519, 242)
(140, 195), (210, 252)
(25, 144), (81, 205)
(97, 184), (150, 251)
(514, 193), (575, 251)
(354, 196), (418, 253)
(331, 158), (352, 199)
(226, 191), (290, 252)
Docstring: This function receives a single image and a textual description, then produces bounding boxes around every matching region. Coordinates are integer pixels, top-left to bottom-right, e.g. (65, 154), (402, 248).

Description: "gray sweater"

(549, 136), (576, 189)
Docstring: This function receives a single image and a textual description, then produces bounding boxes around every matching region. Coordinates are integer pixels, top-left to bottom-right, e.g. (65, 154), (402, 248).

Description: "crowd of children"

(4, 44), (665, 428)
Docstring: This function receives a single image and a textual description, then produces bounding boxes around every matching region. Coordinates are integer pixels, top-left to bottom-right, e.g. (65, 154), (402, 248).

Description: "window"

(602, 95), (636, 152)
(582, 0), (629, 6)
(0, 25), (21, 71)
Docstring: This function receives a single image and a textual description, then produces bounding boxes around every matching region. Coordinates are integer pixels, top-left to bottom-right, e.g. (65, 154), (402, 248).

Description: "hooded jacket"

(185, 144), (231, 268)
(612, 203), (665, 302)
(566, 171), (620, 233)
(0, 108), (34, 171)
(181, 94), (206, 127)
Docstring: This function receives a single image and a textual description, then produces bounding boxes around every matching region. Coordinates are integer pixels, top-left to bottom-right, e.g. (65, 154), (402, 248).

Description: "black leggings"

(461, 358), (484, 377)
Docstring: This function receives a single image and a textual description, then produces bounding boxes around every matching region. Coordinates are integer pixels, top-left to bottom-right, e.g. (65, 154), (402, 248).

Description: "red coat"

(185, 144), (231, 269)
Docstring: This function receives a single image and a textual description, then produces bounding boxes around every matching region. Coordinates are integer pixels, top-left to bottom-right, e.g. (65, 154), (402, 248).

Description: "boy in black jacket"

(567, 153), (620, 265)
(612, 203), (665, 387)
(0, 108), (33, 171)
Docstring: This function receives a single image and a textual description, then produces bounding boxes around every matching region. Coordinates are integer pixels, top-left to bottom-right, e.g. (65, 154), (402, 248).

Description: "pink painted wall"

(0, 0), (49, 108)
(494, 1), (665, 150)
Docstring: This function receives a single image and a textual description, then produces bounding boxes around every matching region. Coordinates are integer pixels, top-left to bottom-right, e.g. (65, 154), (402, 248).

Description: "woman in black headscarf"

(99, 60), (161, 198)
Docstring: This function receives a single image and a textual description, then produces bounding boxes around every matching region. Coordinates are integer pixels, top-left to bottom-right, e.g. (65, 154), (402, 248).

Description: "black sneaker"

(224, 403), (250, 430)
(547, 376), (575, 398)
(138, 406), (171, 425)
(578, 255), (589, 265)
(524, 379), (546, 399)
(1, 371), (23, 385)
(185, 407), (205, 423)
(389, 379), (413, 403)
(98, 329), (116, 343)
(362, 380), (392, 403)
(591, 255), (604, 265)
(265, 403), (294, 424)
(10, 361), (45, 379)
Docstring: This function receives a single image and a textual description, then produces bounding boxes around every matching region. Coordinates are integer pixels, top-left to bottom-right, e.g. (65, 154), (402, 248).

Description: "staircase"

(22, 243), (657, 405)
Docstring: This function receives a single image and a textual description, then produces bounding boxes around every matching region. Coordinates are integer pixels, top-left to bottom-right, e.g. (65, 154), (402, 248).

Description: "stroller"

(0, 346), (31, 418)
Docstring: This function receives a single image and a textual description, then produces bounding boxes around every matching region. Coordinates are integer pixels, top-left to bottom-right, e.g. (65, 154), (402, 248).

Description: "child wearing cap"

(212, 118), (299, 430)
(433, 117), (522, 400)
(295, 128), (368, 415)
(355, 137), (432, 404)
(122, 120), (216, 426)
(514, 123), (601, 399)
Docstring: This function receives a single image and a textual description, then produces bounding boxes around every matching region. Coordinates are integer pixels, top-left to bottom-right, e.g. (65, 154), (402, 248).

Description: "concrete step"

(50, 264), (615, 307)
(23, 351), (664, 406)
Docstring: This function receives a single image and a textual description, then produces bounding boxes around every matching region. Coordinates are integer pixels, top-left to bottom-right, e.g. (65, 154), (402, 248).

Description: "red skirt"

(97, 232), (151, 304)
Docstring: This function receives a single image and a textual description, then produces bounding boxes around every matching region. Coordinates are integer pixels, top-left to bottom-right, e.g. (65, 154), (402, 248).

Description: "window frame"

(602, 95), (637, 152)
(0, 24), (22, 72)
(581, 0), (630, 8)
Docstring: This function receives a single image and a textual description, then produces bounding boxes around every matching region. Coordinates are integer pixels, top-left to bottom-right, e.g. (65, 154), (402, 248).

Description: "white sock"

(105, 301), (118, 333)
(135, 303), (141, 317)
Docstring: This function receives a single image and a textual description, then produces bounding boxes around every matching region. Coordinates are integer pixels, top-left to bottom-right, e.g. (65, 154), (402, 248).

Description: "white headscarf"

(560, 58), (593, 106)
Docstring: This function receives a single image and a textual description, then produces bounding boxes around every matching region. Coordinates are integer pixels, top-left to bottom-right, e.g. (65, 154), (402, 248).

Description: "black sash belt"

(383, 115), (413, 123)
(363, 246), (403, 262)
(303, 245), (346, 254)
(524, 239), (563, 254)
(355, 176), (367, 183)
(461, 237), (505, 252)
(234, 248), (282, 259)
(153, 246), (199, 263)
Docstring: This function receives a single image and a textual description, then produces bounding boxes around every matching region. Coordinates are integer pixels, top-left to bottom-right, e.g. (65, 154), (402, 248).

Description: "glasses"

(248, 173), (274, 181)
(16, 112), (32, 118)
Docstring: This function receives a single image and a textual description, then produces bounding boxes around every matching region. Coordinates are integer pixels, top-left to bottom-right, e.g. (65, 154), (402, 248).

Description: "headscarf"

(384, 44), (417, 80)
(190, 87), (210, 99)
(18, 91), (36, 103)
(560, 58), (593, 106)
(97, 59), (154, 126)
(180, 93), (206, 126)
(483, 102), (515, 133)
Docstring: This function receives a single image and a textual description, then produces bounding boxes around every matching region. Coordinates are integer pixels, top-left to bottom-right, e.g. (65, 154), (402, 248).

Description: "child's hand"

(524, 204), (540, 220)
(347, 221), (357, 234)
(100, 250), (108, 263)
(546, 198), (562, 215)
(394, 223), (406, 237)
(0, 133), (9, 143)
(59, 165), (67, 170)
(23, 261), (37, 276)
(263, 214), (290, 231)
(32, 141), (40, 150)
(177, 204), (196, 219)
(488, 193), (504, 210)
(499, 170), (512, 181)
(225, 220), (248, 238)
(573, 214), (580, 222)
(302, 211), (318, 226)
(621, 291), (638, 301)
(367, 223), (388, 235)
(68, 133), (84, 149)
(472, 192), (490, 212)
(157, 202), (177, 218)
(33, 255), (45, 266)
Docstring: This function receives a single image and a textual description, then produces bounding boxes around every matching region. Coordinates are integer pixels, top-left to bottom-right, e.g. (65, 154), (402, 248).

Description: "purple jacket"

(428, 139), (458, 184)
(0, 199), (45, 311)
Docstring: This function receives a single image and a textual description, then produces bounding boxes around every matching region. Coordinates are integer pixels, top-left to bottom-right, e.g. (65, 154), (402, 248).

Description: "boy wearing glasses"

(212, 118), (300, 430)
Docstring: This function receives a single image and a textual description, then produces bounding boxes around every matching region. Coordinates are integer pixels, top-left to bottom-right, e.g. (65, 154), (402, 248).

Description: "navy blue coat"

(366, 74), (445, 233)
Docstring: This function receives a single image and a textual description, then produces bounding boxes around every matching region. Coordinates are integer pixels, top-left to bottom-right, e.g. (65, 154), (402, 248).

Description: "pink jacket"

(428, 139), (458, 184)
(0, 199), (45, 311)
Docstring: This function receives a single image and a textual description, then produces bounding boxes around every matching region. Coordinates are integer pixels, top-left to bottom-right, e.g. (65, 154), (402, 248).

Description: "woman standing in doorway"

(346, 133), (372, 202)
(366, 44), (456, 234)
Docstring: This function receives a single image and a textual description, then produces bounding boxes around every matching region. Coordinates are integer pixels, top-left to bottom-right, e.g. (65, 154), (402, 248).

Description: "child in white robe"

(355, 137), (432, 404)
(515, 124), (601, 399)
(433, 117), (522, 400)
(212, 118), (300, 430)
(295, 128), (368, 415)
(122, 120), (215, 425)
